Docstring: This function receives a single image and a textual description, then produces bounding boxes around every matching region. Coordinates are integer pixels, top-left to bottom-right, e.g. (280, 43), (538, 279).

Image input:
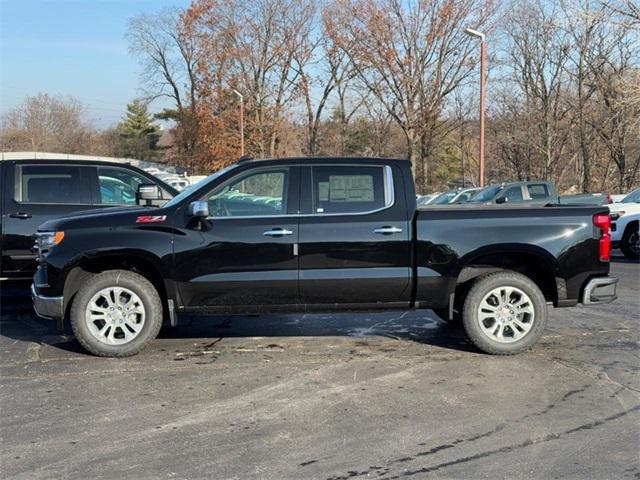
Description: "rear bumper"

(31, 284), (64, 320)
(582, 277), (618, 305)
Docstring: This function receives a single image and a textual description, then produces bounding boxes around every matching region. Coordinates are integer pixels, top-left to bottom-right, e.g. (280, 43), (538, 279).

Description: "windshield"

(432, 190), (459, 205)
(621, 188), (640, 204)
(163, 164), (239, 208)
(469, 185), (502, 202)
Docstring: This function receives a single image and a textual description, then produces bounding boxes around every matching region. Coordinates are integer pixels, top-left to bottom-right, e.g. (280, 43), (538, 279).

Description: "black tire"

(462, 272), (547, 355)
(620, 222), (639, 260)
(70, 270), (163, 357)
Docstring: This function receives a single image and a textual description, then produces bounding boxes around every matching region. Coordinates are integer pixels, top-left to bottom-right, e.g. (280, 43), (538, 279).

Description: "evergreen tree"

(117, 100), (162, 160)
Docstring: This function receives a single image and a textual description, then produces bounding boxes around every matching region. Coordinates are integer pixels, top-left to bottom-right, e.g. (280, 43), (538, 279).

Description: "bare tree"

(0, 93), (92, 153)
(294, 6), (360, 155)
(501, 0), (575, 181)
(326, 0), (495, 188)
(127, 8), (198, 111)
(589, 25), (640, 191)
(562, 0), (609, 191)
(183, 0), (317, 158)
(127, 7), (201, 168)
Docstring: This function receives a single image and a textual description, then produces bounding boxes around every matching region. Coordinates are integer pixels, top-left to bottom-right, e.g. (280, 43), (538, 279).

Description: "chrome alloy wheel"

(477, 286), (534, 343)
(85, 287), (146, 345)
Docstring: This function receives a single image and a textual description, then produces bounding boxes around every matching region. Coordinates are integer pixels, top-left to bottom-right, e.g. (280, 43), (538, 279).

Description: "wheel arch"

(455, 244), (559, 305)
(63, 251), (176, 321)
(623, 219), (639, 236)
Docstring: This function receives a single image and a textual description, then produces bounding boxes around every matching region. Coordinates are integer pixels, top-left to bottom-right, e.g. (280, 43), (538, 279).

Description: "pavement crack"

(377, 405), (640, 479)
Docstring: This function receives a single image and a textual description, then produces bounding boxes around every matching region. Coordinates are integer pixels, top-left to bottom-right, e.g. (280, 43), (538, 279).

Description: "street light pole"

(464, 28), (486, 187)
(232, 89), (244, 156)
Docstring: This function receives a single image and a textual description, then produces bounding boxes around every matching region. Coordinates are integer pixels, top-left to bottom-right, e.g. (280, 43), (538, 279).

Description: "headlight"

(37, 231), (65, 251)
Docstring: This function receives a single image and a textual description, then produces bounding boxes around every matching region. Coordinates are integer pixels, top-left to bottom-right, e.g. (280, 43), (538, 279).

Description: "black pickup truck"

(30, 157), (617, 357)
(0, 158), (177, 281)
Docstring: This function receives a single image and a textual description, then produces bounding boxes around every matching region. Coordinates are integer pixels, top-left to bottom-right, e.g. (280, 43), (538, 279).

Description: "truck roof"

(235, 156), (411, 166)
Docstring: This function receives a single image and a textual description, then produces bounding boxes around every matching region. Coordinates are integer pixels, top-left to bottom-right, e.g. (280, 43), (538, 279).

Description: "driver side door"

(174, 166), (301, 311)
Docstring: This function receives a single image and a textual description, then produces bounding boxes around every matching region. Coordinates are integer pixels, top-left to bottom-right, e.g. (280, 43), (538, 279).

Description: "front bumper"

(31, 284), (64, 320)
(582, 277), (618, 305)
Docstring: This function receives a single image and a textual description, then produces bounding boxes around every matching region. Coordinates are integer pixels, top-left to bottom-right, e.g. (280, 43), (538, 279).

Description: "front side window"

(17, 165), (88, 204)
(622, 188), (640, 204)
(312, 166), (388, 214)
(502, 186), (524, 202)
(205, 169), (288, 217)
(469, 185), (501, 202)
(97, 167), (150, 205)
(433, 190), (458, 205)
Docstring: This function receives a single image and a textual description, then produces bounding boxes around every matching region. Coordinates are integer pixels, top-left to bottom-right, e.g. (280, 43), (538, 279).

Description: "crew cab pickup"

(0, 157), (177, 281)
(30, 157), (617, 357)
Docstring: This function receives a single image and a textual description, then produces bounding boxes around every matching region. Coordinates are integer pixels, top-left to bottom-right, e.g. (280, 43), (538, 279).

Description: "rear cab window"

(528, 184), (549, 200)
(311, 165), (391, 214)
(15, 165), (91, 204)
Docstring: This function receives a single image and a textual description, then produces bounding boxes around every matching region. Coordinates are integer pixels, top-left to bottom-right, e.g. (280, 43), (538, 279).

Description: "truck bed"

(413, 203), (610, 307)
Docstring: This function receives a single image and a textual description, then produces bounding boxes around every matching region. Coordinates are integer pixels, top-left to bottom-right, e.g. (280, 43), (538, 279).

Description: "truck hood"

(608, 202), (640, 215)
(37, 206), (169, 231)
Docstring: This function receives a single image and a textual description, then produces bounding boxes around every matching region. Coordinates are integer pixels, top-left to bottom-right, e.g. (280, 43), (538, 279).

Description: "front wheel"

(70, 270), (163, 357)
(462, 272), (547, 355)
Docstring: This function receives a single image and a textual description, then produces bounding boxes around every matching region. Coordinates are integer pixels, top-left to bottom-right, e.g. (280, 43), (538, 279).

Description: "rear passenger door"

(297, 163), (412, 307)
(2, 163), (93, 278)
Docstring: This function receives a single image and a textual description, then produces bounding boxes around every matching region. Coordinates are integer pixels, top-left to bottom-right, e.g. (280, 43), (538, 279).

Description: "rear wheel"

(462, 272), (547, 355)
(70, 270), (163, 357)
(621, 223), (639, 260)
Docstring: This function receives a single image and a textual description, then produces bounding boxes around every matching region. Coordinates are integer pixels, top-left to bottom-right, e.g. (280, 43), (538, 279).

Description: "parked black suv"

(0, 157), (177, 280)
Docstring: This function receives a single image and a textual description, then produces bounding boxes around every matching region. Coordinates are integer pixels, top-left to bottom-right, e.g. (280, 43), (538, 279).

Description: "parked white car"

(609, 188), (640, 259)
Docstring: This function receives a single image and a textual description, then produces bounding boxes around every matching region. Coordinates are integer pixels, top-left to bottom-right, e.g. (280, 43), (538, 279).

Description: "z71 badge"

(136, 215), (167, 223)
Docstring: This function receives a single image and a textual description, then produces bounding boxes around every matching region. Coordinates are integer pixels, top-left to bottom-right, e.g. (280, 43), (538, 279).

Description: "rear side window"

(311, 166), (389, 214)
(528, 184), (549, 199)
(17, 165), (89, 204)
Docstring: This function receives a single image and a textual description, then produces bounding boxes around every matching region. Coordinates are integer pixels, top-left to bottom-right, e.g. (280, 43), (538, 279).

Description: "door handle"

(373, 226), (403, 235)
(263, 228), (293, 237)
(10, 212), (32, 219)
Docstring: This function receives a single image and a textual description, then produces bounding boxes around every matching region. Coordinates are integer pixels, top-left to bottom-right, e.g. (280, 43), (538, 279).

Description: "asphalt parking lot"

(1, 253), (638, 480)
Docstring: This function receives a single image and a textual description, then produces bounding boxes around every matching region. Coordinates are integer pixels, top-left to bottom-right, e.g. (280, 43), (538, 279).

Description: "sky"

(0, 0), (189, 127)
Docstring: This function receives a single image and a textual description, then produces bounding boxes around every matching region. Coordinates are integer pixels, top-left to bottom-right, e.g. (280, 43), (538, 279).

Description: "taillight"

(593, 213), (611, 261)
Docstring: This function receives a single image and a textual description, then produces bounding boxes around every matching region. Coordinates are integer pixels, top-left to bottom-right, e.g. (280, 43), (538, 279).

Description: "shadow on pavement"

(1, 283), (475, 356)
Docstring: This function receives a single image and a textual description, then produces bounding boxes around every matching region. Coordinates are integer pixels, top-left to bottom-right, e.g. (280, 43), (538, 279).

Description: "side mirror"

(496, 196), (508, 204)
(188, 201), (209, 218)
(137, 184), (162, 205)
